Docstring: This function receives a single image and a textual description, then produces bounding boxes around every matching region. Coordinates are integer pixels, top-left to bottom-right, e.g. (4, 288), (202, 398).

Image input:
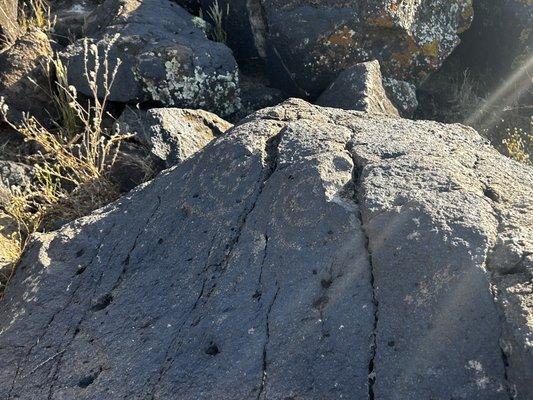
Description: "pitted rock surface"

(0, 99), (531, 399)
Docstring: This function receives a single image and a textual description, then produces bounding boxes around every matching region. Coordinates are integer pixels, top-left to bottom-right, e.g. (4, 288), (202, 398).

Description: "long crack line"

(346, 142), (379, 400)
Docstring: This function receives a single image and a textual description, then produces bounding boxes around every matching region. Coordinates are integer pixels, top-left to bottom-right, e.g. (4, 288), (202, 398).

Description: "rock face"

(0, 0), (17, 45)
(61, 0), (241, 116)
(0, 28), (53, 122)
(200, 0), (474, 97)
(382, 77), (418, 118)
(316, 60), (399, 116)
(0, 99), (531, 399)
(117, 107), (231, 168)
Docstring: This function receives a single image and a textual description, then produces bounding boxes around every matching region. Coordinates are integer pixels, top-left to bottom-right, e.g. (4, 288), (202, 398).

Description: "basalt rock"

(117, 107), (231, 168)
(61, 0), (241, 116)
(0, 28), (53, 123)
(200, 0), (474, 97)
(0, 99), (531, 399)
(316, 60), (399, 117)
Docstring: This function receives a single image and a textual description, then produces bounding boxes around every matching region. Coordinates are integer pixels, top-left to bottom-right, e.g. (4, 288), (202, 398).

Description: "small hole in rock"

(91, 293), (113, 312)
(205, 342), (220, 356)
(157, 238), (164, 244)
(78, 369), (100, 388)
(483, 187), (500, 202)
(388, 340), (395, 347)
(321, 279), (332, 289)
(75, 266), (87, 275)
(76, 249), (85, 258)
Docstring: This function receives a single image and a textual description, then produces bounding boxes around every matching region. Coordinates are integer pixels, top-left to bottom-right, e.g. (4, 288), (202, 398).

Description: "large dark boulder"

(0, 99), (531, 399)
(200, 0), (473, 97)
(61, 0), (241, 116)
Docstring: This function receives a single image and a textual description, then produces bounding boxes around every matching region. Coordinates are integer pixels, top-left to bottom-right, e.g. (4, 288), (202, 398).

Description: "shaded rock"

(62, 0), (241, 116)
(0, 160), (34, 193)
(454, 0), (532, 85)
(383, 77), (418, 118)
(0, 28), (53, 123)
(117, 106), (231, 168)
(200, 0), (474, 97)
(316, 60), (399, 116)
(0, 0), (18, 45)
(107, 141), (159, 193)
(49, 0), (100, 45)
(230, 74), (286, 121)
(0, 99), (531, 399)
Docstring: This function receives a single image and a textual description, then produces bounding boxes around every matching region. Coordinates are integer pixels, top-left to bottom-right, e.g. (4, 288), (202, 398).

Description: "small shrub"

(18, 0), (54, 35)
(205, 0), (229, 43)
(502, 125), (532, 165)
(0, 34), (129, 293)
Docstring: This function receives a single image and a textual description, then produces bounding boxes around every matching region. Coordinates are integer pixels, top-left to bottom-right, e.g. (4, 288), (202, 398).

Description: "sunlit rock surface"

(61, 0), (241, 116)
(0, 99), (531, 399)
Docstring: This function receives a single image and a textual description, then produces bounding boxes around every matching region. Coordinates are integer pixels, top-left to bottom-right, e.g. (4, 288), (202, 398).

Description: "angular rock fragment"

(0, 99), (531, 400)
(117, 107), (231, 167)
(383, 77), (419, 118)
(316, 60), (399, 116)
(62, 0), (241, 116)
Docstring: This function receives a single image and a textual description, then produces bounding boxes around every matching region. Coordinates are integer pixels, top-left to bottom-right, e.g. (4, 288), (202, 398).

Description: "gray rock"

(0, 28), (53, 123)
(0, 99), (531, 400)
(199, 0), (473, 97)
(117, 107), (231, 168)
(61, 0), (241, 116)
(230, 74), (287, 121)
(383, 77), (419, 118)
(0, 161), (34, 193)
(0, 0), (17, 45)
(316, 60), (399, 117)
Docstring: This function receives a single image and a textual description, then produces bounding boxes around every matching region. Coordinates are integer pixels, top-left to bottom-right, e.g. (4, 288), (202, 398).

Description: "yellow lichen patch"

(421, 40), (440, 59)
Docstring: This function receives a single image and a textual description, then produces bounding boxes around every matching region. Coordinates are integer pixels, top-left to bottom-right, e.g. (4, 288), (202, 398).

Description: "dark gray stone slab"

(0, 99), (531, 399)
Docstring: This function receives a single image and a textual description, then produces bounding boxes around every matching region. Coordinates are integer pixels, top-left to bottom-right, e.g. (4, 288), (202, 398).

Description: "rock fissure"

(6, 220), (119, 399)
(347, 144), (379, 400)
(111, 194), (162, 293)
(481, 188), (516, 400)
(257, 282), (279, 400)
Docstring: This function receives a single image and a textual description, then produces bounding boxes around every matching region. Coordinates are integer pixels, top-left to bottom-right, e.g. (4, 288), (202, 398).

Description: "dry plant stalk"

(0, 34), (129, 293)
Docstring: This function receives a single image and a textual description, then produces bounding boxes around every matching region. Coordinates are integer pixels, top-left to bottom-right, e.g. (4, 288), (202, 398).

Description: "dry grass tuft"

(0, 34), (129, 295)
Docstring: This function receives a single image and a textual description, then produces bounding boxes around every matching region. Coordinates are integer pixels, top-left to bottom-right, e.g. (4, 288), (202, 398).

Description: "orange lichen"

(326, 26), (357, 47)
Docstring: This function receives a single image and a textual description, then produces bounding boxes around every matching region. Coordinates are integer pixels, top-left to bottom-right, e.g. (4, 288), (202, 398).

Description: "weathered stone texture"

(62, 0), (241, 116)
(0, 99), (531, 399)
